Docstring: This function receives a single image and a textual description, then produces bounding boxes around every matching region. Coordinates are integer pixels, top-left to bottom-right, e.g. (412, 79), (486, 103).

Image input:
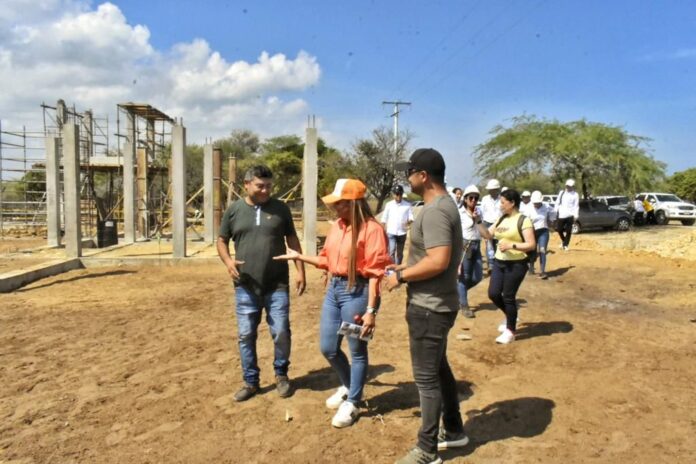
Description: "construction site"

(1, 103), (695, 464)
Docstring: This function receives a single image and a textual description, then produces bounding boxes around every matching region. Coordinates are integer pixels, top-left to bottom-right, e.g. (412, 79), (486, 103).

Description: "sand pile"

(653, 229), (696, 260)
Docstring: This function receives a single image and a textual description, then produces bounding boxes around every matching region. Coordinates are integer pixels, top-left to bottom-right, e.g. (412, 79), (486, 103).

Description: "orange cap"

(322, 178), (367, 204)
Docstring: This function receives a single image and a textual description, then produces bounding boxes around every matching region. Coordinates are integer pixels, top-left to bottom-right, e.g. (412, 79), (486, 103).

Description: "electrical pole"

(382, 100), (411, 153)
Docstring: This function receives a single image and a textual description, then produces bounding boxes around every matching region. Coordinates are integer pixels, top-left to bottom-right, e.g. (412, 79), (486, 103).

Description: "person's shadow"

(545, 266), (574, 278)
(366, 380), (474, 416)
(515, 321), (573, 341)
(292, 363), (396, 393)
(442, 397), (555, 460)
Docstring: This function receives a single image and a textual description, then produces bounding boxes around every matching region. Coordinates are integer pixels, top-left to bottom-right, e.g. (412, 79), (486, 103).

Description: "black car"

(572, 199), (632, 233)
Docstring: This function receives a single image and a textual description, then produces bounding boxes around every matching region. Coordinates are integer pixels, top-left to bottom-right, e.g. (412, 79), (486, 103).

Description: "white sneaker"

(496, 329), (515, 344)
(331, 401), (359, 428)
(325, 386), (349, 409)
(498, 323), (507, 333)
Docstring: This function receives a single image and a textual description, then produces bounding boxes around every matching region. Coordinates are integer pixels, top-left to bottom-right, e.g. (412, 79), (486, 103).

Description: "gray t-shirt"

(406, 194), (463, 312)
(219, 198), (296, 296)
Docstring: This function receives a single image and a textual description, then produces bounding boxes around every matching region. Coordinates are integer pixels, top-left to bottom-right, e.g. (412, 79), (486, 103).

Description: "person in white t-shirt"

(457, 185), (484, 318)
(480, 179), (502, 272)
(528, 191), (554, 279)
(380, 185), (413, 265)
(554, 179), (580, 250)
(633, 196), (645, 226)
(520, 191), (533, 216)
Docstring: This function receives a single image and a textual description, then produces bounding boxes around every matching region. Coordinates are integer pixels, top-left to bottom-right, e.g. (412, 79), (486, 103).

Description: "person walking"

(457, 185), (484, 319)
(387, 148), (468, 464)
(633, 195), (646, 226)
(643, 196), (656, 225)
(475, 189), (536, 344)
(274, 178), (390, 428)
(381, 184), (414, 265)
(480, 179), (502, 272)
(217, 165), (306, 402)
(554, 179), (580, 250)
(520, 191), (533, 216)
(528, 191), (553, 279)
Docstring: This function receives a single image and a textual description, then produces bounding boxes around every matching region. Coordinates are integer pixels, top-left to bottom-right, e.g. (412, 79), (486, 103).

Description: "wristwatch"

(513, 244), (518, 250)
(395, 269), (406, 284)
(366, 306), (378, 315)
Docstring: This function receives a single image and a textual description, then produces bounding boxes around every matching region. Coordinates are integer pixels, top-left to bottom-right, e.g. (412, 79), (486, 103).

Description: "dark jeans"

(388, 233), (408, 265)
(488, 259), (528, 332)
(556, 216), (574, 247)
(457, 241), (483, 307)
(406, 303), (463, 453)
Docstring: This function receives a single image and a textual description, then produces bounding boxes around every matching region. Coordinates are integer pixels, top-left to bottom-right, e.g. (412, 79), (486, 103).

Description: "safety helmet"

(485, 179), (501, 190)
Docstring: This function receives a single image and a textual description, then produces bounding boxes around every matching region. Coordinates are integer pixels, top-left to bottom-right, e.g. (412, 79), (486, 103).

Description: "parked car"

(542, 194), (558, 209)
(635, 192), (695, 226)
(596, 195), (632, 212)
(571, 199), (632, 234)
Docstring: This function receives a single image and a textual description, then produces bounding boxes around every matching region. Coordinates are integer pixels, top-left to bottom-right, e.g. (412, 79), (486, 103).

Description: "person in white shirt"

(452, 187), (463, 208)
(554, 179), (580, 250)
(457, 185), (484, 318)
(633, 196), (645, 226)
(520, 191), (533, 216)
(380, 185), (413, 265)
(480, 179), (502, 272)
(529, 191), (554, 279)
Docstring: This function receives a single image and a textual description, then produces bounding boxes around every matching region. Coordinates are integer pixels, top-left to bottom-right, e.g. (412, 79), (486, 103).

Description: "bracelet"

(396, 270), (406, 284)
(366, 306), (378, 315)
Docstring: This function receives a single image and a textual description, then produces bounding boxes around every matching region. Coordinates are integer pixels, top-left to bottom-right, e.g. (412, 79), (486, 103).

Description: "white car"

(636, 192), (695, 226)
(542, 194), (558, 209)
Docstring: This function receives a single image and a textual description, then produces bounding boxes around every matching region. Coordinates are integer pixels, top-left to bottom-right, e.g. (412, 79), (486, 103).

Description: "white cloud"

(638, 47), (696, 62)
(0, 1), (321, 143)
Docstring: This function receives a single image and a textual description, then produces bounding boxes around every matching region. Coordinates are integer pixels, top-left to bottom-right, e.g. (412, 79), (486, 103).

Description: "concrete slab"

(0, 258), (83, 293)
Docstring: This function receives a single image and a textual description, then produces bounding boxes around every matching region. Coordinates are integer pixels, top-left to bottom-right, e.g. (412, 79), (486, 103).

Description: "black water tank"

(97, 220), (118, 248)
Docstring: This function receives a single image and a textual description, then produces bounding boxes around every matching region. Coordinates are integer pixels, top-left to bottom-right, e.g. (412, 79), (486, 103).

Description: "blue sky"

(2, 0), (695, 186)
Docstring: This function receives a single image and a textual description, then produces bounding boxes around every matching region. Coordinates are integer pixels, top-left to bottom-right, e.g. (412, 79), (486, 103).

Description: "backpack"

(495, 214), (533, 258)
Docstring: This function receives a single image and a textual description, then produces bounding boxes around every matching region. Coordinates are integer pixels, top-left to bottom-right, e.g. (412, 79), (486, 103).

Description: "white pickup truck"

(636, 192), (695, 226)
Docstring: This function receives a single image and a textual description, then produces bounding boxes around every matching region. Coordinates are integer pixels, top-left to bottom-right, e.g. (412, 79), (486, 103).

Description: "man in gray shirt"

(387, 149), (468, 464)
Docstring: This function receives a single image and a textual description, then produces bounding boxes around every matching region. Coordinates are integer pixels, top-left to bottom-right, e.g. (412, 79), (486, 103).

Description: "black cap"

(395, 148), (446, 176)
(392, 185), (404, 195)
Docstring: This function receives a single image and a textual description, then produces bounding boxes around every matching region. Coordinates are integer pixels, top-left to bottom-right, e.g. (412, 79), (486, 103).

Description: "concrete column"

(203, 144), (214, 243)
(45, 136), (61, 247)
(302, 127), (318, 256)
(84, 110), (94, 159)
(56, 99), (68, 129)
(62, 124), (82, 257)
(171, 123), (187, 257)
(123, 111), (136, 243)
(213, 147), (222, 236)
(136, 148), (149, 239)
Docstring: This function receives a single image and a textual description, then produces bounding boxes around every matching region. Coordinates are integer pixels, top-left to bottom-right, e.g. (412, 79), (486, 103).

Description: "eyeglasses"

(466, 196), (479, 201)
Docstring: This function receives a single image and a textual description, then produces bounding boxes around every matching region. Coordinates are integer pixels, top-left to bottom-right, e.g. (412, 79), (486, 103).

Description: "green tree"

(351, 127), (413, 213)
(668, 168), (696, 203)
(474, 115), (666, 198)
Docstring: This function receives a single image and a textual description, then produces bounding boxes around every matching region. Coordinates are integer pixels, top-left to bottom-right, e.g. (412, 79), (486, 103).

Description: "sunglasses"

(466, 196), (479, 201)
(405, 167), (423, 177)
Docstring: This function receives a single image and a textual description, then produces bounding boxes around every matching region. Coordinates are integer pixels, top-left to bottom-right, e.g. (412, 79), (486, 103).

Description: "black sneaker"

(437, 428), (470, 450)
(276, 375), (292, 398)
(395, 447), (442, 464)
(234, 383), (259, 402)
(460, 307), (475, 319)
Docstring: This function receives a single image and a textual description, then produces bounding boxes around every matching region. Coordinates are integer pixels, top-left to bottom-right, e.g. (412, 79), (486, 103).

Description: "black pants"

(556, 216), (574, 247)
(488, 259), (528, 331)
(406, 303), (463, 453)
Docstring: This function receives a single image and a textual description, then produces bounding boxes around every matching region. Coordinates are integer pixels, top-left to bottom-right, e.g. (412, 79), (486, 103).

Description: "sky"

(1, 0), (695, 186)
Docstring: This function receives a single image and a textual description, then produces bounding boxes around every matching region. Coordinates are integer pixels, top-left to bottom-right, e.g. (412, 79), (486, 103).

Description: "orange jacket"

(317, 218), (391, 279)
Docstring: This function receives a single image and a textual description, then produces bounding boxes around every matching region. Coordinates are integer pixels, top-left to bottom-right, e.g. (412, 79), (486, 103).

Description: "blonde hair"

(347, 198), (375, 289)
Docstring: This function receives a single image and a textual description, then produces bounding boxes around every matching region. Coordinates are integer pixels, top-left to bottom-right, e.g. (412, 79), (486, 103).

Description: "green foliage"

(668, 168), (696, 203)
(351, 126), (413, 213)
(475, 115), (667, 198)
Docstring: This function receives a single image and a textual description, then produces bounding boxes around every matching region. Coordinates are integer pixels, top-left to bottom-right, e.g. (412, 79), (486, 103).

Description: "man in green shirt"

(217, 165), (305, 402)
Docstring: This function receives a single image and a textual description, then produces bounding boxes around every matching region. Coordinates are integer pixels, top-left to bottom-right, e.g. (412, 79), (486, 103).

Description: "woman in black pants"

(475, 189), (536, 344)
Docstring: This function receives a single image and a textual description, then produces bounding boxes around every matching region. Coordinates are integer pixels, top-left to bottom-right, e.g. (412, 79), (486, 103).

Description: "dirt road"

(1, 235), (695, 463)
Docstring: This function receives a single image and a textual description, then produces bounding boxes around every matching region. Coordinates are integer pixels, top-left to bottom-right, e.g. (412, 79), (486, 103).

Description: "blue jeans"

(388, 233), (407, 265)
(483, 221), (497, 267)
(235, 286), (291, 386)
(530, 228), (549, 273)
(319, 276), (369, 405)
(457, 241), (483, 307)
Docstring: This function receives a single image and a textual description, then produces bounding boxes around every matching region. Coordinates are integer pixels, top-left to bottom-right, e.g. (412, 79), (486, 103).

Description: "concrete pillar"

(227, 155), (237, 207)
(123, 111), (136, 243)
(45, 136), (61, 247)
(171, 123), (186, 257)
(62, 124), (82, 257)
(203, 144), (214, 243)
(56, 99), (68, 129)
(213, 147), (223, 236)
(84, 110), (94, 160)
(302, 127), (318, 256)
(136, 147), (149, 239)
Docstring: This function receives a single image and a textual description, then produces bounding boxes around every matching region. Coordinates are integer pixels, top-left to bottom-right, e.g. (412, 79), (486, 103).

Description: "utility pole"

(382, 100), (411, 153)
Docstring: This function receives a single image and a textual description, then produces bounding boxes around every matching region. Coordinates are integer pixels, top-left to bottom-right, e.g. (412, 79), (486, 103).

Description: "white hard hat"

(531, 191), (543, 203)
(565, 179), (576, 187)
(463, 185), (480, 196)
(485, 179), (501, 190)
(501, 186), (509, 192)
(522, 190), (531, 197)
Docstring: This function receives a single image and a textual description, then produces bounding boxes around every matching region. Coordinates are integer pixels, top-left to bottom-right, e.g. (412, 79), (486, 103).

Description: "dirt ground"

(1, 232), (696, 463)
